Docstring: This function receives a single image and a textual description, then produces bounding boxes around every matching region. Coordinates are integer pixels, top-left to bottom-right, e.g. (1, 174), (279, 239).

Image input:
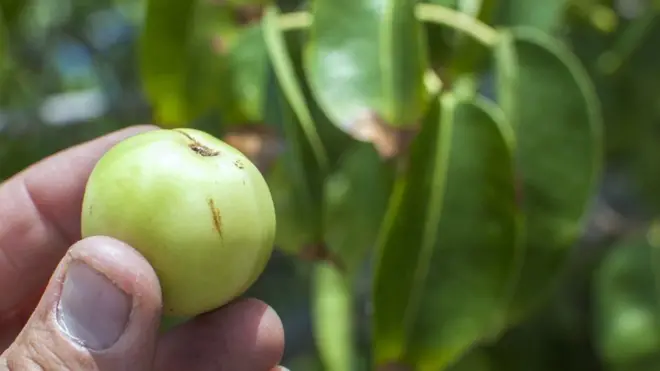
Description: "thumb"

(1, 236), (162, 370)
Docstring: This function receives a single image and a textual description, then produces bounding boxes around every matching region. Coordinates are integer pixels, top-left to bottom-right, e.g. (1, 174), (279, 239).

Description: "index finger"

(0, 125), (157, 319)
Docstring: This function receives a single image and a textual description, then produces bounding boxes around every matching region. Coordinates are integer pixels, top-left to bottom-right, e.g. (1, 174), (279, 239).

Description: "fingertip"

(155, 298), (285, 371)
(238, 298), (286, 367)
(4, 235), (163, 369)
(55, 235), (164, 355)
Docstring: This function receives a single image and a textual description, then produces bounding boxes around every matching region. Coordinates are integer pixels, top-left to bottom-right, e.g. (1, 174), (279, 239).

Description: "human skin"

(0, 125), (286, 370)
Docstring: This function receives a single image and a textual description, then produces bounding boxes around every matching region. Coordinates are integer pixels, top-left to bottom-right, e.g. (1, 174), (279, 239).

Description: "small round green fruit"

(81, 128), (276, 317)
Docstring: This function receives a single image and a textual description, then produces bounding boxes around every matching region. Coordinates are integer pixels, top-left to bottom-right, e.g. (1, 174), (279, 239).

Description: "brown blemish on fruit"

(174, 129), (220, 157)
(208, 199), (222, 238)
(234, 159), (244, 169)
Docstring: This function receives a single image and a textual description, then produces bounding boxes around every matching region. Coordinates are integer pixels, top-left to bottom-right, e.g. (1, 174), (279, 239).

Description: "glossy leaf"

(139, 0), (240, 126)
(496, 0), (567, 33)
(221, 23), (270, 124)
(305, 0), (428, 134)
(499, 27), (603, 324)
(263, 5), (329, 170)
(262, 6), (353, 255)
(139, 0), (198, 125)
(187, 2), (240, 123)
(593, 230), (660, 367)
(448, 0), (499, 77)
(324, 142), (396, 277)
(312, 262), (356, 371)
(263, 67), (324, 253)
(418, 2), (500, 78)
(372, 92), (520, 370)
(262, 5), (325, 252)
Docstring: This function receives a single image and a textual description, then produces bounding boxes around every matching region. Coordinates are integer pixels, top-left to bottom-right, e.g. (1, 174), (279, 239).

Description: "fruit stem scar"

(174, 130), (220, 157)
(208, 198), (223, 238)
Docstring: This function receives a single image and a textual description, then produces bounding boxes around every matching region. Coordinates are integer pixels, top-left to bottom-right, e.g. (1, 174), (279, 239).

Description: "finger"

(0, 125), (157, 318)
(1, 236), (162, 370)
(154, 298), (285, 371)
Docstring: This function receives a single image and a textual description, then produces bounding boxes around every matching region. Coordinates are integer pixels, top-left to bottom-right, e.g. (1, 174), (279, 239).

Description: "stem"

(414, 3), (500, 47)
(312, 262), (356, 371)
(174, 129), (220, 156)
(596, 12), (657, 75)
(277, 10), (312, 31)
(276, 3), (500, 48)
(424, 69), (443, 97)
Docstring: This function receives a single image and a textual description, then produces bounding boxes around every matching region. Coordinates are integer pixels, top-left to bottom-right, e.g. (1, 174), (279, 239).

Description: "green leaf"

(372, 92), (520, 370)
(262, 6), (353, 255)
(422, 0), (456, 69)
(267, 158), (319, 255)
(324, 142), (396, 277)
(305, 0), (429, 133)
(262, 5), (329, 171)
(188, 2), (241, 122)
(0, 0), (26, 73)
(221, 23), (270, 124)
(139, 0), (198, 125)
(312, 262), (357, 371)
(139, 0), (238, 126)
(492, 30), (518, 129)
(447, 348), (492, 371)
(593, 229), (660, 366)
(226, 0), (272, 6)
(499, 27), (603, 324)
(263, 69), (325, 253)
(417, 3), (501, 77)
(448, 0), (499, 77)
(496, 0), (568, 33)
(0, 11), (7, 72)
(0, 0), (25, 29)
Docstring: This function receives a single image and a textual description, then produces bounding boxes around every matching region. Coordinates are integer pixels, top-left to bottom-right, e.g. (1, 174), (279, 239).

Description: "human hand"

(0, 126), (286, 370)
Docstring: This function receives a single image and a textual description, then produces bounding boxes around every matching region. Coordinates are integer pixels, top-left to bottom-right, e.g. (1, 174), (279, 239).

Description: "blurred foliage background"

(2, 0), (660, 370)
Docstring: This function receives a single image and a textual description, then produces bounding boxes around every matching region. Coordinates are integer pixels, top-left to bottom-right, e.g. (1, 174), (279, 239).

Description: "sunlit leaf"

(372, 92), (520, 370)
(262, 5), (353, 256)
(263, 5), (329, 170)
(140, 0), (238, 126)
(263, 68), (324, 254)
(139, 0), (198, 125)
(305, 0), (429, 137)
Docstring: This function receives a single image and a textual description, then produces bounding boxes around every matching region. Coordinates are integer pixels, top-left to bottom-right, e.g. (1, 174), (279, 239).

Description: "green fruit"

(81, 128), (276, 317)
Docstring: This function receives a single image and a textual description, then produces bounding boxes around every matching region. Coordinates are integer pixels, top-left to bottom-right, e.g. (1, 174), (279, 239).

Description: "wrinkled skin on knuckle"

(3, 325), (93, 371)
